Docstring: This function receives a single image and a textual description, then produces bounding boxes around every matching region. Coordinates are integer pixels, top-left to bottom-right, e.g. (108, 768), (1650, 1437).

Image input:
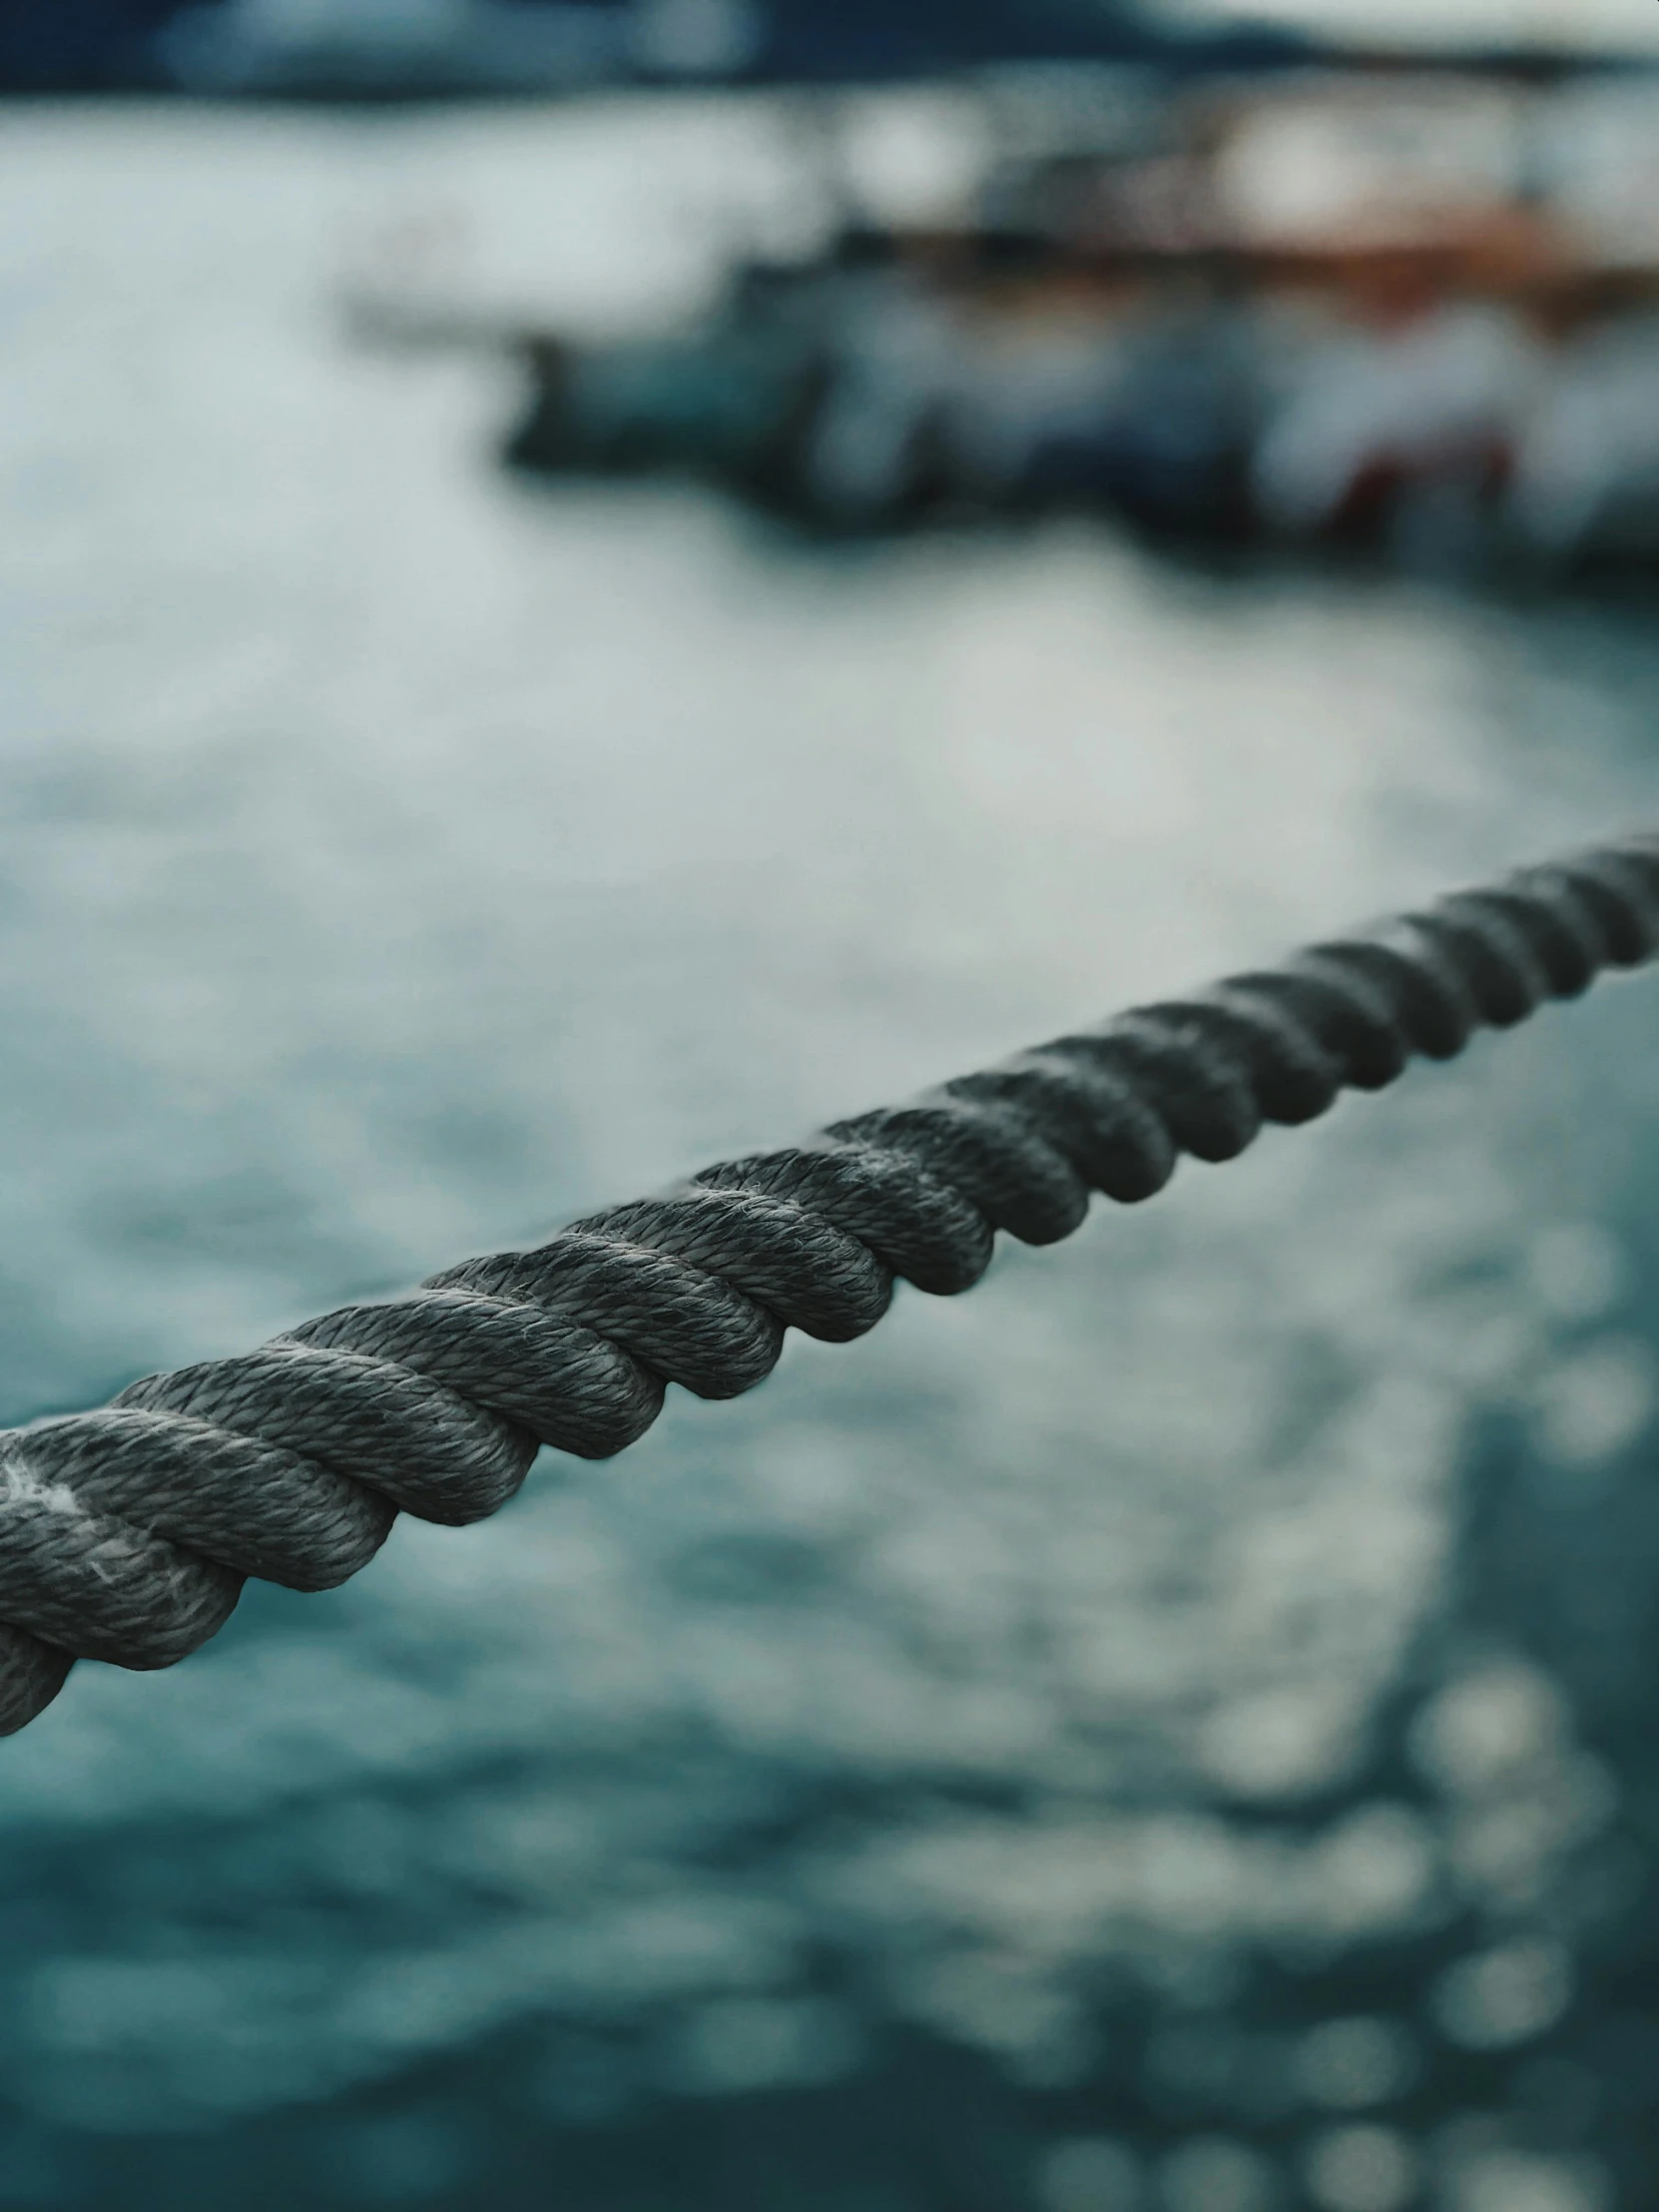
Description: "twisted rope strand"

(3, 834), (1655, 1738)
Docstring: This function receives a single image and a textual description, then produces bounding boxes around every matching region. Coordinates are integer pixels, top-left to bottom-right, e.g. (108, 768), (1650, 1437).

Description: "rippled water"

(4, 97), (1659, 2212)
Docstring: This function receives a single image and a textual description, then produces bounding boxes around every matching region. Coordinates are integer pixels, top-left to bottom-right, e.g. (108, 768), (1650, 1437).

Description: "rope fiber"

(3, 834), (1656, 1737)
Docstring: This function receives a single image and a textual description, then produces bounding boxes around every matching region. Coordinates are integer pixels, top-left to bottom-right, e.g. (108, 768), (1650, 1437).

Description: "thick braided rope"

(3, 835), (1656, 1738)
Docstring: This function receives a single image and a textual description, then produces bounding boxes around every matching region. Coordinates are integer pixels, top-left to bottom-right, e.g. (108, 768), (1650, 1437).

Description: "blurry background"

(4, 3), (1659, 2209)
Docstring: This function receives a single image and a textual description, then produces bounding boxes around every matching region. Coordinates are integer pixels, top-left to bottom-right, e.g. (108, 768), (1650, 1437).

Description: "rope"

(3, 834), (1656, 1738)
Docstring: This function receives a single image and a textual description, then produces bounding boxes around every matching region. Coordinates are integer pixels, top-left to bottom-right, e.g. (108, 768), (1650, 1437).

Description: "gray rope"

(3, 834), (1656, 1738)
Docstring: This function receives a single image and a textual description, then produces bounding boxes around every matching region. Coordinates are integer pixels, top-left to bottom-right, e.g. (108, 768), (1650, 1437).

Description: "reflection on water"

(2, 99), (1659, 2212)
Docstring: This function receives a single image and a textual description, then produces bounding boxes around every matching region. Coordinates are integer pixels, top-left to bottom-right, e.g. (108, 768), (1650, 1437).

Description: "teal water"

(3, 98), (1659, 2212)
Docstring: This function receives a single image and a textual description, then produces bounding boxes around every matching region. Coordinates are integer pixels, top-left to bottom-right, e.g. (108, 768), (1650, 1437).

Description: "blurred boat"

(498, 224), (1659, 568)
(498, 225), (1269, 539)
(346, 68), (1659, 572)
